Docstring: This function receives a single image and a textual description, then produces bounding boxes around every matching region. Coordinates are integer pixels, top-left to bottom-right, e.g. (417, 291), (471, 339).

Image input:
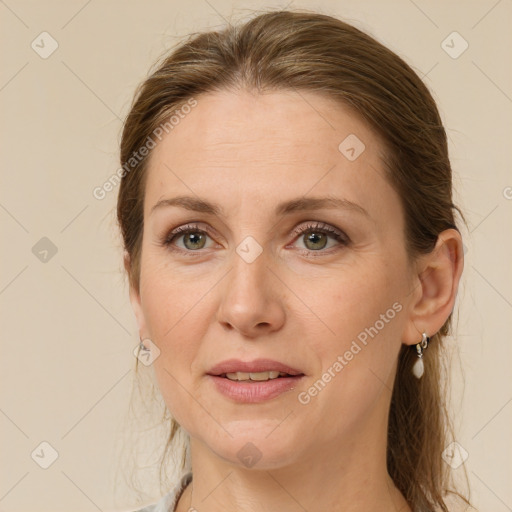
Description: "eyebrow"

(150, 195), (370, 218)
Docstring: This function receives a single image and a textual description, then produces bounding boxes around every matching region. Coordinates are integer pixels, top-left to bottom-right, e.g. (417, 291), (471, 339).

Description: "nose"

(216, 246), (286, 338)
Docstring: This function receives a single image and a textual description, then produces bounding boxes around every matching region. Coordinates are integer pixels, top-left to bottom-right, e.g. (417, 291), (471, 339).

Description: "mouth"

(207, 358), (304, 378)
(206, 359), (305, 403)
(220, 371), (296, 382)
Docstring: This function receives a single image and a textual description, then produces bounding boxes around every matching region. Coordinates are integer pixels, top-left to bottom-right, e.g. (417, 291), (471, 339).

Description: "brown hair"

(117, 9), (470, 511)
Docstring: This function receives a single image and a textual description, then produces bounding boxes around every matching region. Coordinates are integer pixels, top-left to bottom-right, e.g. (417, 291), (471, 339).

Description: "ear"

(402, 228), (464, 345)
(124, 251), (148, 339)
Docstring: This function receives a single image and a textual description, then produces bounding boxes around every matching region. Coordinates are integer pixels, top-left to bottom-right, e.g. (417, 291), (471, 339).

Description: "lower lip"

(207, 375), (304, 403)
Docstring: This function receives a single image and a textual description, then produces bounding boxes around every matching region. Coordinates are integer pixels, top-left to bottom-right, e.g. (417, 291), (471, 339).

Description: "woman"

(118, 9), (472, 512)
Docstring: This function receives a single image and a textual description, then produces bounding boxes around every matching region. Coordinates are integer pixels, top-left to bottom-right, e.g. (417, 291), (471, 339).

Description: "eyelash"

(162, 221), (350, 258)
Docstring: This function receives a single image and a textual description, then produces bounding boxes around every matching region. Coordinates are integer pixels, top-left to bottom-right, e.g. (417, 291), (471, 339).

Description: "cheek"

(140, 269), (207, 426)
(308, 260), (404, 342)
(292, 268), (405, 439)
(139, 256), (207, 371)
(303, 259), (407, 389)
(140, 248), (198, 333)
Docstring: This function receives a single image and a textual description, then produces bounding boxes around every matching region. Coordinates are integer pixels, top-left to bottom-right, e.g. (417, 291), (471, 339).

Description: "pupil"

(306, 232), (327, 250)
(186, 233), (204, 249)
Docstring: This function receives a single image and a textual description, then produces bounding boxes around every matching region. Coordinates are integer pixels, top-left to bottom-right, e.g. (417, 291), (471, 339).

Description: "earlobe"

(402, 228), (464, 345)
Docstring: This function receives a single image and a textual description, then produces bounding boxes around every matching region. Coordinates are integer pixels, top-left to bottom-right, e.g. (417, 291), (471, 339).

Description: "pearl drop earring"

(412, 332), (430, 379)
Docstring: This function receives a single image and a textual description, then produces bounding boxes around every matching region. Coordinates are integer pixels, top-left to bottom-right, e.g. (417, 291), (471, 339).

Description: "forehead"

(144, 89), (398, 223)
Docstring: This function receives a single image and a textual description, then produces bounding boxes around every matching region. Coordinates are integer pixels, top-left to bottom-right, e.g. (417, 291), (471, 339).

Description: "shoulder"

(131, 471), (193, 512)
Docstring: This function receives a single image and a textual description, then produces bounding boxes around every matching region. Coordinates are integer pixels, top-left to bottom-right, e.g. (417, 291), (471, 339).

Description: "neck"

(176, 400), (411, 512)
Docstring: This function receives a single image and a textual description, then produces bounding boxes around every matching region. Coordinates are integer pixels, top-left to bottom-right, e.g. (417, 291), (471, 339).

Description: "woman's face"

(131, 89), (420, 468)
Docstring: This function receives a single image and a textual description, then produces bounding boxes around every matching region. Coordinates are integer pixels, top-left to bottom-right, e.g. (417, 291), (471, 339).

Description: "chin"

(204, 421), (303, 470)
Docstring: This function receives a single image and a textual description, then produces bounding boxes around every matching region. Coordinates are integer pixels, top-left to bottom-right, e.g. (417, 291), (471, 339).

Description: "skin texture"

(128, 89), (464, 511)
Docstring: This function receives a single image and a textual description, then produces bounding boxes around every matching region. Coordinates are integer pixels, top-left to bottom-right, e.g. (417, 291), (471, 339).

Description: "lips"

(207, 358), (304, 377)
(206, 359), (305, 403)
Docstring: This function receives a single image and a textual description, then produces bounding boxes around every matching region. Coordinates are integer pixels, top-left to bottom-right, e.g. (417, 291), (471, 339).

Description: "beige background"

(1, 0), (511, 511)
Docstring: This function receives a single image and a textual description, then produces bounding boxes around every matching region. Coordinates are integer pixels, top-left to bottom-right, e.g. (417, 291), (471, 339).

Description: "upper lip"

(207, 358), (304, 376)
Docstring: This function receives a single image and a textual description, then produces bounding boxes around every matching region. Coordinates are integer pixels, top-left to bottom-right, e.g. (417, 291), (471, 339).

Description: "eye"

(290, 221), (349, 254)
(163, 223), (216, 253)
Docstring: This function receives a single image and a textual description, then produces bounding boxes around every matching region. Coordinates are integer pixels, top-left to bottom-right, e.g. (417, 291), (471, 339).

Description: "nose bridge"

(227, 238), (271, 308)
(216, 237), (285, 336)
(231, 237), (270, 294)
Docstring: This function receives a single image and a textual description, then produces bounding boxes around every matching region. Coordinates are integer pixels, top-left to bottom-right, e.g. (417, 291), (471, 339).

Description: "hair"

(117, 9), (471, 511)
